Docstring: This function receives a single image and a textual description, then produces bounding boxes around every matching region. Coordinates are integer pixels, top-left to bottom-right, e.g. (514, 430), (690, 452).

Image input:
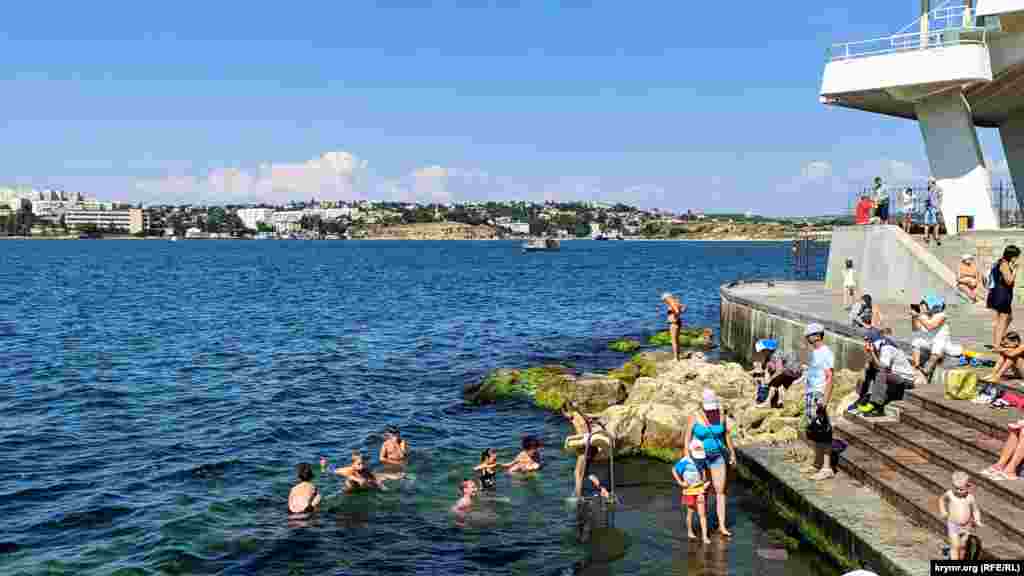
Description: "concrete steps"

(831, 385), (1024, 559)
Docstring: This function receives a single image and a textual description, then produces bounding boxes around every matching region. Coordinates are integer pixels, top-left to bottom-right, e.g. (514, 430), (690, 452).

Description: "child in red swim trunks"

(672, 438), (710, 543)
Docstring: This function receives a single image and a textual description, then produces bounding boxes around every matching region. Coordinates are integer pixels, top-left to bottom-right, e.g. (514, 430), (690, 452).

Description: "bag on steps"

(944, 369), (978, 400)
(805, 408), (833, 444)
(964, 534), (983, 561)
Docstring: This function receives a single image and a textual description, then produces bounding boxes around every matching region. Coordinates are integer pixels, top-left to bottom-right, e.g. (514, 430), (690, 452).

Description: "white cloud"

(800, 160), (832, 181)
(134, 151), (370, 204)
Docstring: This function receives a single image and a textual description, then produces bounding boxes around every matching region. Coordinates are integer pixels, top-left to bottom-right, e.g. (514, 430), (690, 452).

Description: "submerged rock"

(608, 338), (642, 353)
(647, 328), (714, 349)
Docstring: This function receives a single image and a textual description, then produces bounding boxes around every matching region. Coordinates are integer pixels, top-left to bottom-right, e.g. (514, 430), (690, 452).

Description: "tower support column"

(915, 90), (998, 231)
(999, 109), (1024, 212)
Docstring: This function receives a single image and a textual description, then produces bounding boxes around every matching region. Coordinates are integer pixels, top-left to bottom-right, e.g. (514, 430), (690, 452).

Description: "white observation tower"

(821, 1), (1024, 232)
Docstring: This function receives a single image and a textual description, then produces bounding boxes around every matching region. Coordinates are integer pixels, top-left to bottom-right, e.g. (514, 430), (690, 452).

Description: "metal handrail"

(827, 27), (986, 62)
(896, 2), (972, 35)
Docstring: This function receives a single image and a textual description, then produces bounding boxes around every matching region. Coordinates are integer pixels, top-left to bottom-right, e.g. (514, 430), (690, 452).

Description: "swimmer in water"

(503, 435), (542, 473)
(475, 448), (499, 491)
(379, 426), (408, 465)
(288, 462), (322, 514)
(335, 451), (403, 492)
(563, 402), (609, 498)
(452, 478), (478, 514)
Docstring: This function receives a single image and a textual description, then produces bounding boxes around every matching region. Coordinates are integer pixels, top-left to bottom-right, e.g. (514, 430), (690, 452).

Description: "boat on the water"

(522, 237), (560, 252)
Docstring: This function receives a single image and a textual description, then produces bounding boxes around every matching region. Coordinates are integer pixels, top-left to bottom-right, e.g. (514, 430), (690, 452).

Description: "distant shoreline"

(0, 235), (824, 242)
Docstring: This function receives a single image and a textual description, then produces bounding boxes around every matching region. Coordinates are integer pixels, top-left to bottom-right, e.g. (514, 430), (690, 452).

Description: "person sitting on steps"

(988, 331), (1024, 383)
(849, 294), (883, 329)
(981, 417), (1024, 480)
(848, 329), (916, 418)
(957, 254), (984, 304)
(910, 295), (961, 381)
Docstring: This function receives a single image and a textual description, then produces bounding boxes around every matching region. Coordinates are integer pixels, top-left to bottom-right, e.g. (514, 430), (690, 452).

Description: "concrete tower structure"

(821, 1), (1024, 232)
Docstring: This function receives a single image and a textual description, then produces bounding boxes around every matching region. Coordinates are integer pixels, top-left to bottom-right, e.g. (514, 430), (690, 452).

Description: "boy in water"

(939, 471), (983, 560)
(379, 426), (408, 465)
(672, 438), (711, 544)
(452, 478), (478, 514)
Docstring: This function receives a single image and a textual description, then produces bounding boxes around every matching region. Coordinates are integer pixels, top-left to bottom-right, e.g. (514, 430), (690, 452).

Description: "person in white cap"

(672, 438), (711, 543)
(684, 388), (736, 537)
(803, 323), (835, 480)
(956, 254), (983, 303)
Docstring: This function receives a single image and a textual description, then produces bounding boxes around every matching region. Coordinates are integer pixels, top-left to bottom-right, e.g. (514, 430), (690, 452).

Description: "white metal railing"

(828, 3), (982, 62)
(896, 1), (973, 34)
(827, 27), (986, 61)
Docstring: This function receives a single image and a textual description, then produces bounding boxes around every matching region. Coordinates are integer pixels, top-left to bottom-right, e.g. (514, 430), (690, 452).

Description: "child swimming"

(452, 478), (478, 514)
(503, 436), (543, 473)
(475, 449), (499, 490)
(335, 451), (404, 492)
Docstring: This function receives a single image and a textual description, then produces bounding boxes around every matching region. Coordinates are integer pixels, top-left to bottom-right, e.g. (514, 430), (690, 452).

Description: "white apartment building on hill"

(237, 208), (275, 230)
(65, 208), (148, 234)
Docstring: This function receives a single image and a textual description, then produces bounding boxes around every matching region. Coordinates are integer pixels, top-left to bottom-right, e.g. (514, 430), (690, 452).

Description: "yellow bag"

(944, 370), (978, 400)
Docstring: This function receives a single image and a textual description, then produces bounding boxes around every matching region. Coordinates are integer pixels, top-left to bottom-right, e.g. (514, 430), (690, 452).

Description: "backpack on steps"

(944, 370), (978, 400)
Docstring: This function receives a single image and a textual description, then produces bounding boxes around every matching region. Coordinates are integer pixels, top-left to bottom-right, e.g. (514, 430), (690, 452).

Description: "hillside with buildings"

(0, 186), (840, 240)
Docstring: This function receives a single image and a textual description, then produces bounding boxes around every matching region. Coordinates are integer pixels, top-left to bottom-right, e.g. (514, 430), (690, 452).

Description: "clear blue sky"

(0, 1), (1011, 215)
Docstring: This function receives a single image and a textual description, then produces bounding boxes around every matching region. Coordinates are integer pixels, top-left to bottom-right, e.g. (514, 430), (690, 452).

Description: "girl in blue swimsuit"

(685, 389), (736, 537)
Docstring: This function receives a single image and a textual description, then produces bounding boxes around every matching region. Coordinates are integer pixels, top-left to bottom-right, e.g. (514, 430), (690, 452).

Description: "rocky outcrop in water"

(465, 350), (863, 461)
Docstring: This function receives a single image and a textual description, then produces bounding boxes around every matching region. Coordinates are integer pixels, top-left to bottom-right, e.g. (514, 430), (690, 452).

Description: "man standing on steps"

(872, 177), (890, 225)
(924, 178), (943, 246)
(803, 323), (835, 481)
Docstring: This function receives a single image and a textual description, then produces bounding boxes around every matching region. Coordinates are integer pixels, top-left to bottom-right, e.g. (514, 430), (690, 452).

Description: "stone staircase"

(833, 385), (1024, 560)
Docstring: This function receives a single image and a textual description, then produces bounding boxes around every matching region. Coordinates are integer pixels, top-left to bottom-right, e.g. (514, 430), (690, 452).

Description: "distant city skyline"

(0, 2), (1013, 216)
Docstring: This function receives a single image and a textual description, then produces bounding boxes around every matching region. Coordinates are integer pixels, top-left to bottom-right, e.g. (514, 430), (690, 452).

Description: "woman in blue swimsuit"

(684, 389), (736, 537)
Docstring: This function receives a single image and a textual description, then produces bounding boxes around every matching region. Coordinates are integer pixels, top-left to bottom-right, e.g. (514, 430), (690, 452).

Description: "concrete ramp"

(825, 225), (960, 304)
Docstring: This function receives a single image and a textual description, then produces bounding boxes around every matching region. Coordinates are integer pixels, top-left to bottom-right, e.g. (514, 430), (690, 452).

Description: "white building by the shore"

(237, 208), (275, 230)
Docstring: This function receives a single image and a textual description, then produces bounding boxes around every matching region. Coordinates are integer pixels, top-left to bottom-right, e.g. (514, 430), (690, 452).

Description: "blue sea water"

(0, 239), (832, 576)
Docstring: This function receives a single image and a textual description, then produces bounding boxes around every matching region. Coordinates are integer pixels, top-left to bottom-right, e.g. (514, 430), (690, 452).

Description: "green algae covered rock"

(463, 366), (624, 413)
(608, 353), (658, 387)
(608, 338), (642, 353)
(647, 328), (712, 348)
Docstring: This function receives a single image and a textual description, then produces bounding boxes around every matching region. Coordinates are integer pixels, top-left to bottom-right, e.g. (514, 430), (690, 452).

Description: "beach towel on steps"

(1002, 391), (1024, 409)
(945, 370), (978, 401)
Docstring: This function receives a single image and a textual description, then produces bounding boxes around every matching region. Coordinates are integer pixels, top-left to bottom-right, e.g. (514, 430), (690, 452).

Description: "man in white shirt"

(850, 329), (915, 417)
(873, 177), (889, 225)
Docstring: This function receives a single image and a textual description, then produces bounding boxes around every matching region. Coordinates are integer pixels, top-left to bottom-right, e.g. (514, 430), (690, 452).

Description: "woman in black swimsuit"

(661, 292), (687, 362)
(988, 245), (1020, 349)
(475, 448), (498, 490)
(288, 462), (321, 514)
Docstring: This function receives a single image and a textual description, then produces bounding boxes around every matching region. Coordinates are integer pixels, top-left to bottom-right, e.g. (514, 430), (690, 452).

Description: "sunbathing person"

(981, 417), (1024, 480)
(957, 255), (984, 303)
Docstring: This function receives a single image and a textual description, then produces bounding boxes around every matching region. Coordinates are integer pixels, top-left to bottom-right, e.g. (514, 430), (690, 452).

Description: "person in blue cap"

(910, 294), (962, 379)
(752, 339), (801, 409)
(848, 328), (916, 417)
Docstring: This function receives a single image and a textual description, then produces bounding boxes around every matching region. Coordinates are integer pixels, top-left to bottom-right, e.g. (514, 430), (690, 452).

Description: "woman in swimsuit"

(562, 402), (610, 497)
(475, 449), (499, 490)
(661, 292), (687, 362)
(684, 389), (736, 538)
(288, 462), (321, 514)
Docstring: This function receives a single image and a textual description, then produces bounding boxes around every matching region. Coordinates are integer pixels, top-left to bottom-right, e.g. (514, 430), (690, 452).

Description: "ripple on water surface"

(0, 239), (831, 575)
